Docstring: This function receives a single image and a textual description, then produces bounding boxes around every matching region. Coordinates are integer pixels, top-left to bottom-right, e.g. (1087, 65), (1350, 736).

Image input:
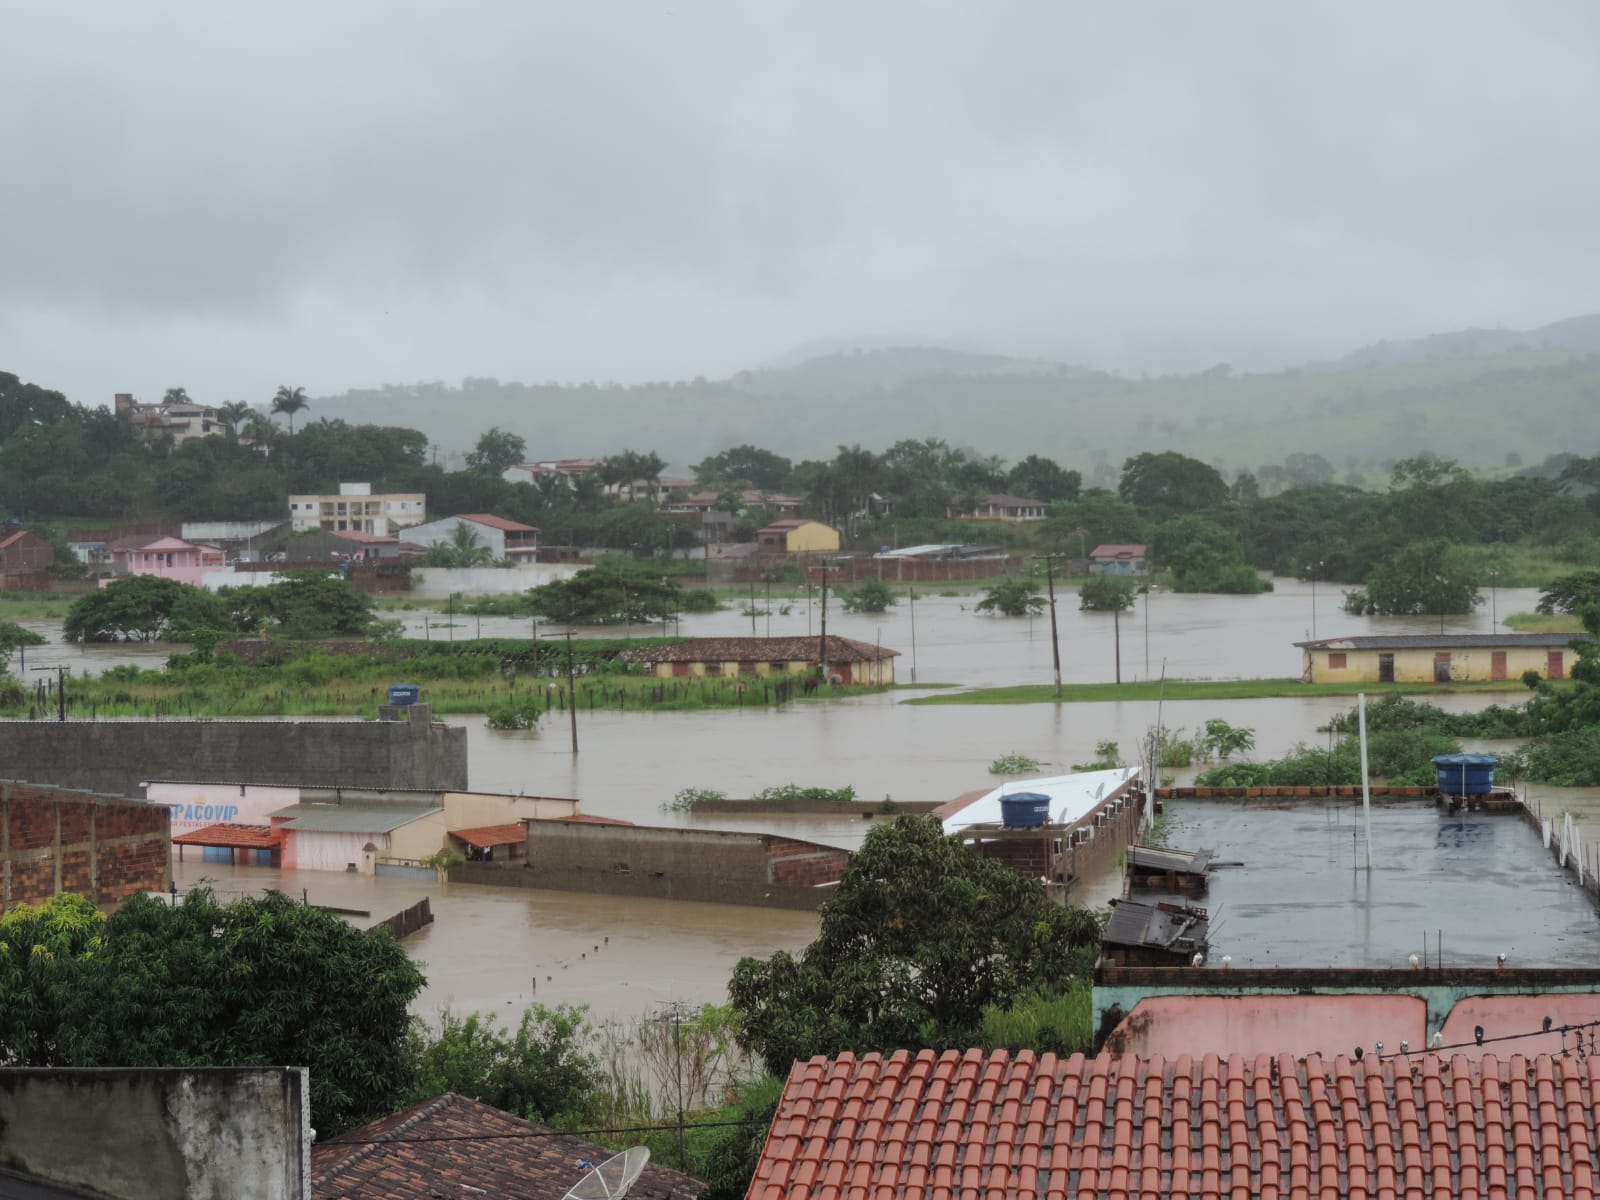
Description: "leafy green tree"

(693, 445), (794, 491)
(71, 890), (420, 1133)
(525, 558), (679, 625)
(1151, 514), (1268, 593)
(841, 577), (896, 614)
(1005, 455), (1081, 504)
(271, 384), (309, 434)
(2, 889), (423, 1136)
(465, 426), (527, 476)
(405, 1005), (599, 1125)
(728, 815), (1102, 1075)
(1038, 491), (1147, 553)
(64, 576), (196, 642)
(974, 577), (1046, 616)
(0, 893), (104, 1063)
(0, 620), (46, 671)
(1341, 539), (1483, 616)
(226, 571), (375, 638)
(1199, 719), (1256, 760)
(1118, 451), (1229, 520)
(1537, 570), (1600, 615)
(0, 371), (74, 440)
(1078, 576), (1136, 612)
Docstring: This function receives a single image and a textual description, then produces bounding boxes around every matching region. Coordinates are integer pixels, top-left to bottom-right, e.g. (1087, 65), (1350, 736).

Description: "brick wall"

(767, 836), (850, 887)
(1, 781), (171, 911)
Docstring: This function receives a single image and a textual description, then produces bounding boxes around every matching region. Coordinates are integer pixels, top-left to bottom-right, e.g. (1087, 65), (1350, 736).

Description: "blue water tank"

(386, 683), (421, 707)
(1432, 753), (1497, 795)
(1000, 791), (1051, 828)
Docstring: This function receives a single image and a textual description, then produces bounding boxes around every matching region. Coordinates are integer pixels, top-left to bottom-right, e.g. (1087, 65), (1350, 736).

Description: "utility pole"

(564, 631), (579, 755)
(1031, 555), (1064, 699)
(1113, 603), (1122, 685)
(817, 563), (830, 680)
(907, 586), (918, 683)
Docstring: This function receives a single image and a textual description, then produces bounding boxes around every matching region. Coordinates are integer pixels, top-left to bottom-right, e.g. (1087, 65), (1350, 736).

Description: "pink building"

(105, 535), (225, 587)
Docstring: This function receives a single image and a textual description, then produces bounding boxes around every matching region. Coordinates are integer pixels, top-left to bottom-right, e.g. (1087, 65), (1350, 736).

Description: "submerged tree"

(974, 577), (1046, 617)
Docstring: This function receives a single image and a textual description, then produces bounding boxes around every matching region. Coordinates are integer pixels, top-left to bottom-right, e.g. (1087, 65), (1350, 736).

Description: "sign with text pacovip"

(144, 781), (301, 834)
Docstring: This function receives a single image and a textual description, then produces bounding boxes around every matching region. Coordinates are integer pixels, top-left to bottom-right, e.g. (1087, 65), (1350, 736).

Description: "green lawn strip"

(1503, 611), (1585, 633)
(905, 678), (1535, 705)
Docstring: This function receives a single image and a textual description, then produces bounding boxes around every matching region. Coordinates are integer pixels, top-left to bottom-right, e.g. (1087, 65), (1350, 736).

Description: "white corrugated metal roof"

(269, 803), (442, 833)
(940, 766), (1139, 834)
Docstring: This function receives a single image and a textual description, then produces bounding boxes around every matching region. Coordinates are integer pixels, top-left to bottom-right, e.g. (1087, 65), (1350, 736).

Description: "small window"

(1327, 652), (1347, 669)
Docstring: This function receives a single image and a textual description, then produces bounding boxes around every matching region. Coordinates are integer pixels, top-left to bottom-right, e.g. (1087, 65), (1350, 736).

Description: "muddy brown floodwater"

(42, 580), (1598, 1019)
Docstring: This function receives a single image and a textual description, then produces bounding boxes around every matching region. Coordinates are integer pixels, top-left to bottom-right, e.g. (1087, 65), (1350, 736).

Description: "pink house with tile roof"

(105, 535), (224, 587)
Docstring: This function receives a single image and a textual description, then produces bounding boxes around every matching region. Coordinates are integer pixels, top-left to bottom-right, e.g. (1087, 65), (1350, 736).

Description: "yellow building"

(756, 519), (840, 554)
(1295, 633), (1586, 684)
(620, 635), (898, 685)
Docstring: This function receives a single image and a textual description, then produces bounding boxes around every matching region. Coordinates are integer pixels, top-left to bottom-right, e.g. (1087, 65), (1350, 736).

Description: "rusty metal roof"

(1102, 898), (1210, 952)
(618, 636), (899, 663)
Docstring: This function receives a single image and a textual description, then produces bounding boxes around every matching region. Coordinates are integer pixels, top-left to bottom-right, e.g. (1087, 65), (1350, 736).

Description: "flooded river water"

(30, 580), (1600, 1019)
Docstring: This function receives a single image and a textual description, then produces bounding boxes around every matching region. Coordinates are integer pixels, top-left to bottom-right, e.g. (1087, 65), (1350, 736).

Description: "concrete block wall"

(454, 821), (847, 910)
(0, 1067), (311, 1200)
(1, 781), (171, 911)
(0, 716), (468, 798)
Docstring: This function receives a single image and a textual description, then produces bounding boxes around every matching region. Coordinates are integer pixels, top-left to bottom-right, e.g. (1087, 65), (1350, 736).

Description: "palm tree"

(447, 523), (495, 566)
(271, 385), (309, 434)
(217, 401), (252, 441)
(242, 411), (276, 454)
(163, 387), (192, 406)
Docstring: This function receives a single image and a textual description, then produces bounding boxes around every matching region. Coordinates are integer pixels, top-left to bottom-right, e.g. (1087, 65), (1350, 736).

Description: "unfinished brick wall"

(767, 837), (850, 887)
(1, 782), (171, 912)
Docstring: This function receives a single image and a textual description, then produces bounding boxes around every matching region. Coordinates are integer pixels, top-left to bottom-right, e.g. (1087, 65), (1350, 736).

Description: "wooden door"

(1491, 651), (1507, 681)
(1434, 652), (1452, 683)
(1378, 653), (1395, 683)
(1549, 650), (1565, 680)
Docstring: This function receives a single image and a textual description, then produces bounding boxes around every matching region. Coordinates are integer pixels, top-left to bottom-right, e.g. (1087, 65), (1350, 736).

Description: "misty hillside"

(317, 337), (1600, 476)
(1322, 313), (1600, 370)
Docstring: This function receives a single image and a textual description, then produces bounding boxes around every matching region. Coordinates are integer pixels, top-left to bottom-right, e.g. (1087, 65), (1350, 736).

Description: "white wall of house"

(405, 517), (510, 559)
(409, 563), (583, 598)
(144, 781), (300, 836)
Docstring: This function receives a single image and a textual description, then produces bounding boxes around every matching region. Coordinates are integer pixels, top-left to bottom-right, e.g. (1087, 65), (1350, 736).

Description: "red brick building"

(0, 782), (170, 911)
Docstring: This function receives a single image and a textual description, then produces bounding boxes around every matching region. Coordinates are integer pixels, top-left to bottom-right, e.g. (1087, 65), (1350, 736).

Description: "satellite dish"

(563, 1147), (651, 1200)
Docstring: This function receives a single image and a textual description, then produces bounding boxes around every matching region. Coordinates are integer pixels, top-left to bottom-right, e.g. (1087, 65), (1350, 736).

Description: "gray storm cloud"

(3, 0), (1598, 406)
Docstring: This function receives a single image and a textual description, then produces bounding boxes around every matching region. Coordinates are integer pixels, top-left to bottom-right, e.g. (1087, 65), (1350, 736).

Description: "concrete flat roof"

(937, 766), (1139, 834)
(269, 803), (442, 833)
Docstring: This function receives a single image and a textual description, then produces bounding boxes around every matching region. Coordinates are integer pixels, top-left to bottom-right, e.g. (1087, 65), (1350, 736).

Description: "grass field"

(905, 677), (1536, 705)
(0, 592), (77, 621)
(1503, 611), (1585, 633)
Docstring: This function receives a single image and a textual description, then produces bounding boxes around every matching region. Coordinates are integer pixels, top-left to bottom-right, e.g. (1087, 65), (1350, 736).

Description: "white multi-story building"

(288, 482), (426, 535)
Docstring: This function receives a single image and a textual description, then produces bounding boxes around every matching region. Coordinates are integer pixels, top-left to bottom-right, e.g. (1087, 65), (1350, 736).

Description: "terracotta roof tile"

(312, 1092), (702, 1200)
(751, 1049), (1600, 1200)
(172, 822), (283, 849)
(448, 821), (527, 848)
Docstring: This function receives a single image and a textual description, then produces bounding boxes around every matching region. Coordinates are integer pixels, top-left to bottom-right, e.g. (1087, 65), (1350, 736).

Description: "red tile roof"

(1090, 543), (1146, 558)
(751, 1047), (1600, 1200)
(312, 1092), (703, 1200)
(457, 512), (540, 532)
(172, 823), (283, 849)
(449, 822), (527, 849)
(0, 530), (37, 550)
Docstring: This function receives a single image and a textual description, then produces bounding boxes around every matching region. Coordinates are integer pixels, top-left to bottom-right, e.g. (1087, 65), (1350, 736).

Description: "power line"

(1364, 1016), (1600, 1062)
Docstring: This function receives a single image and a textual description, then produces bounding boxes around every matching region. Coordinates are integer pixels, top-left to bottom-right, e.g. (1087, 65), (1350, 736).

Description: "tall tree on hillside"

(1006, 454), (1081, 503)
(271, 385), (309, 434)
(1118, 451), (1230, 521)
(465, 426), (527, 476)
(242, 410), (276, 452)
(162, 387), (192, 406)
(693, 445), (794, 491)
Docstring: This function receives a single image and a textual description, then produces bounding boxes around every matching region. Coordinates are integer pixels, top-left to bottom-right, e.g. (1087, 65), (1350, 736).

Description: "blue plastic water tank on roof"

(386, 683), (421, 707)
(1431, 753), (1497, 795)
(1000, 791), (1051, 828)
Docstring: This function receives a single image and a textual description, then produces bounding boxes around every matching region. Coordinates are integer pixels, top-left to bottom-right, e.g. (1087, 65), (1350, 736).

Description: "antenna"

(562, 1147), (651, 1200)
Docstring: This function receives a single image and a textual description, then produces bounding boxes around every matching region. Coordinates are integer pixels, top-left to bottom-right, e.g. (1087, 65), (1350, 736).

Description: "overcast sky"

(4, 1), (1599, 408)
